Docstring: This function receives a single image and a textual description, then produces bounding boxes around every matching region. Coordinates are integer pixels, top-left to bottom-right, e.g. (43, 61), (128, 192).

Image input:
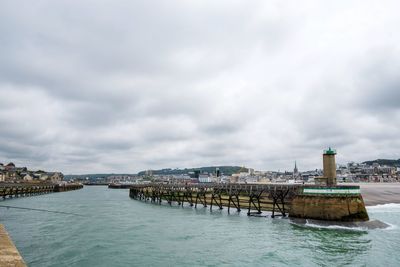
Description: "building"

(198, 174), (212, 183)
(23, 174), (33, 181)
(293, 161), (299, 179)
(5, 162), (15, 171)
(48, 172), (64, 182)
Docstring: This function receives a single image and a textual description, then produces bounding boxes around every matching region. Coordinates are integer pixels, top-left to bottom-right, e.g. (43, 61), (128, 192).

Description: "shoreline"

(346, 183), (400, 206)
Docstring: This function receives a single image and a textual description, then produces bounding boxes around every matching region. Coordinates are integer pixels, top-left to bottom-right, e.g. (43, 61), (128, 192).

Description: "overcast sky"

(1, 1), (399, 174)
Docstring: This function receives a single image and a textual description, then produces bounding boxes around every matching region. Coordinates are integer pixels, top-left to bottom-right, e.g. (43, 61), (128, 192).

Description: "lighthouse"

(323, 147), (337, 186)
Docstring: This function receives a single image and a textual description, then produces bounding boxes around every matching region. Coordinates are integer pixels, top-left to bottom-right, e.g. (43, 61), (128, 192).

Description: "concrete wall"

(0, 224), (26, 267)
(289, 194), (369, 221)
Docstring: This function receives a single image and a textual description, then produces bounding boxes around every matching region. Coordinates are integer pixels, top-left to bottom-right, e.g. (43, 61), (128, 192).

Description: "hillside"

(64, 173), (133, 180)
(137, 166), (247, 176)
(362, 159), (400, 167)
(64, 166), (248, 180)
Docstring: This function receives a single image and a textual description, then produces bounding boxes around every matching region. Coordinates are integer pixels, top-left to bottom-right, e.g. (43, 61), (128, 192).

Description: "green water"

(1, 186), (399, 266)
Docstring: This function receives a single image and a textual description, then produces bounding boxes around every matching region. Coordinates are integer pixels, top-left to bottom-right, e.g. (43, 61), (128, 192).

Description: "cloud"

(1, 0), (400, 174)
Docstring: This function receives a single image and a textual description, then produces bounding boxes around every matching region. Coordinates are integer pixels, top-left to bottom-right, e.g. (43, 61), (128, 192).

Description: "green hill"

(64, 173), (132, 180)
(362, 159), (400, 167)
(64, 166), (248, 181)
(137, 166), (247, 176)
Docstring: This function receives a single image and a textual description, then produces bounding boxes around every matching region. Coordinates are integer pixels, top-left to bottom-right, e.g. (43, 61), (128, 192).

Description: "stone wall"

(289, 194), (369, 221)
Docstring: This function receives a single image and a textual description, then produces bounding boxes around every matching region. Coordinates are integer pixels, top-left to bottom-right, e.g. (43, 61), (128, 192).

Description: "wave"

(382, 222), (397, 231)
(367, 203), (400, 212)
(289, 218), (391, 231)
(289, 219), (367, 231)
(303, 220), (368, 231)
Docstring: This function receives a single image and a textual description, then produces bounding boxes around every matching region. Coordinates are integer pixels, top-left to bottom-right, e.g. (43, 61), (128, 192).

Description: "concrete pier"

(0, 224), (26, 267)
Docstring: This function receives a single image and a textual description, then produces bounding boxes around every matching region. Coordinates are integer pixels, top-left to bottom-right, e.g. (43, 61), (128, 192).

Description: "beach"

(355, 183), (400, 206)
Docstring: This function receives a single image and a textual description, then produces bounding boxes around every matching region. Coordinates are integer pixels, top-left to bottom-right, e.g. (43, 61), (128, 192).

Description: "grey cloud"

(1, 1), (400, 173)
(357, 56), (400, 111)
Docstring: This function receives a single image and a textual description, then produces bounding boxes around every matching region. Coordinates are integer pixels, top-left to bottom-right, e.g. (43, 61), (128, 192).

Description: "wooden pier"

(129, 183), (369, 221)
(0, 184), (54, 199)
(130, 183), (300, 217)
(0, 183), (83, 199)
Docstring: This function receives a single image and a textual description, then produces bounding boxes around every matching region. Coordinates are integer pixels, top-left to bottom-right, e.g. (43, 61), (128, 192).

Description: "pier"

(53, 183), (83, 192)
(130, 183), (297, 217)
(129, 183), (369, 221)
(108, 183), (132, 189)
(129, 148), (370, 222)
(0, 183), (83, 199)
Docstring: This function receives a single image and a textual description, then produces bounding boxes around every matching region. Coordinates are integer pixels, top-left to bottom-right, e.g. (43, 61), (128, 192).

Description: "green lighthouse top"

(323, 147), (336, 155)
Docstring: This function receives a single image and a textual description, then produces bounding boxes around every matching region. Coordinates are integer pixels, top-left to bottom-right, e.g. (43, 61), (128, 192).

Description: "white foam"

(367, 203), (400, 212)
(304, 220), (367, 231)
(382, 222), (397, 231)
(289, 220), (368, 231)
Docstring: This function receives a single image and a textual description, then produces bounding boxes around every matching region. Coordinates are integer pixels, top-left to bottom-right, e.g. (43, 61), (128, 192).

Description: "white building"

(23, 174), (33, 181)
(198, 174), (212, 183)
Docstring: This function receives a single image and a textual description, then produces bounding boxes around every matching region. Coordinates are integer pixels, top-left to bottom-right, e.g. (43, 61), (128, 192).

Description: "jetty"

(108, 183), (132, 189)
(0, 183), (83, 199)
(130, 183), (368, 221)
(129, 148), (370, 222)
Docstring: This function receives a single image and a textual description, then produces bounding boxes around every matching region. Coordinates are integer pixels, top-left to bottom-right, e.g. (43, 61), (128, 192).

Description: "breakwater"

(0, 183), (83, 199)
(83, 183), (109, 186)
(129, 183), (369, 221)
(53, 183), (83, 192)
(108, 183), (132, 189)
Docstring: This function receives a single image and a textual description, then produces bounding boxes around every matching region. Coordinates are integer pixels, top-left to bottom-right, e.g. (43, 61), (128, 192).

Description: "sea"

(1, 186), (399, 267)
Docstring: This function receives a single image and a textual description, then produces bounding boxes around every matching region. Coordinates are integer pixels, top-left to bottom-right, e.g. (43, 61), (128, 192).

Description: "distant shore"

(349, 183), (400, 206)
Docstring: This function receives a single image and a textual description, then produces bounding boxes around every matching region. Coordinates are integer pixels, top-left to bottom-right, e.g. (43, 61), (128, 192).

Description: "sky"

(0, 0), (399, 174)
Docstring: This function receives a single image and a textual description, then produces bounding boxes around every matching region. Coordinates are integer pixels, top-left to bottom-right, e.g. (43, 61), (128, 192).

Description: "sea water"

(1, 186), (399, 267)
